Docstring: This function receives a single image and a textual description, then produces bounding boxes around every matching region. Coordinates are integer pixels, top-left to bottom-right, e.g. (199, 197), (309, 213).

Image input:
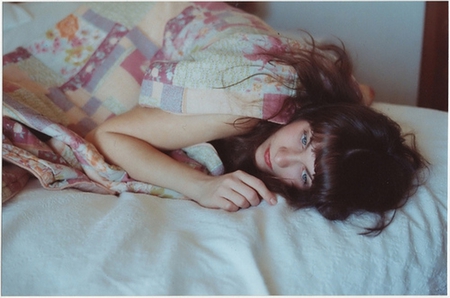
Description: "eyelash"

(301, 131), (310, 185)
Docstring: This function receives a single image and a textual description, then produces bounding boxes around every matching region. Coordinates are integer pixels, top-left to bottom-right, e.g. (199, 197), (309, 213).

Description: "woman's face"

(255, 120), (315, 189)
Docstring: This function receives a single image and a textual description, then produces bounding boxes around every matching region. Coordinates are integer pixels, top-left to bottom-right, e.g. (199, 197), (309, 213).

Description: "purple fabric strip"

(82, 9), (116, 33)
(47, 88), (74, 112)
(84, 44), (126, 93)
(127, 27), (160, 60)
(82, 96), (102, 117)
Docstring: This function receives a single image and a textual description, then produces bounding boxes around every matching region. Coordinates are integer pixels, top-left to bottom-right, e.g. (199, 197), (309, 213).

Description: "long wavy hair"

(211, 37), (427, 235)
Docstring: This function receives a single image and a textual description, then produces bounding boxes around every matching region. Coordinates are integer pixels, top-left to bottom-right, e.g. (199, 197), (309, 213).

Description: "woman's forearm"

(89, 130), (210, 199)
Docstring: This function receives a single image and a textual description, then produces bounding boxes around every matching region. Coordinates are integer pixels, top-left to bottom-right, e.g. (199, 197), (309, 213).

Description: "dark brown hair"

(212, 37), (427, 235)
(263, 33), (364, 117)
(286, 104), (427, 235)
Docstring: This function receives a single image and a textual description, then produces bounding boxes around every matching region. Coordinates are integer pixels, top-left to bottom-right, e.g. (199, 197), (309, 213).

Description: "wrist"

(181, 171), (213, 202)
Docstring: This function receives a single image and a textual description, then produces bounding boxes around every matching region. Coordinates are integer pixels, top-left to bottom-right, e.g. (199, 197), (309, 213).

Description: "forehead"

(282, 120), (311, 133)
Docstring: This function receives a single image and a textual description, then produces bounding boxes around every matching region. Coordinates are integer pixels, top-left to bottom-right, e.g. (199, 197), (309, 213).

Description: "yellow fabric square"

(65, 88), (91, 109)
(94, 67), (141, 115)
(91, 105), (114, 125)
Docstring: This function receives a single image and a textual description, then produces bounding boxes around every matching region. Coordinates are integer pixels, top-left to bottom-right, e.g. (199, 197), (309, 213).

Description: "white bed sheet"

(2, 103), (447, 295)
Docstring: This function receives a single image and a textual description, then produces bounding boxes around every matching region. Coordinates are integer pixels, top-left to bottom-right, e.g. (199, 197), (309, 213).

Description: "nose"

(273, 147), (302, 168)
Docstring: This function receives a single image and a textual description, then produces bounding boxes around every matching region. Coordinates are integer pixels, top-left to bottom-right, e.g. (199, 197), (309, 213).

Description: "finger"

(215, 197), (240, 212)
(229, 190), (252, 209)
(216, 184), (251, 209)
(214, 172), (257, 208)
(234, 171), (278, 206)
(228, 181), (260, 207)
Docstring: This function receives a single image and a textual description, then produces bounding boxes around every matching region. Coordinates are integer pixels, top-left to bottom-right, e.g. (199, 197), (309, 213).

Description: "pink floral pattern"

(27, 13), (108, 81)
(140, 2), (299, 123)
(2, 162), (30, 202)
(60, 23), (128, 91)
(2, 4), (198, 201)
(3, 47), (32, 66)
(3, 94), (188, 201)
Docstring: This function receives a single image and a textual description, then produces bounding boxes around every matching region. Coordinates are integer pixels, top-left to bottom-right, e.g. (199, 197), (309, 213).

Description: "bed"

(2, 2), (447, 295)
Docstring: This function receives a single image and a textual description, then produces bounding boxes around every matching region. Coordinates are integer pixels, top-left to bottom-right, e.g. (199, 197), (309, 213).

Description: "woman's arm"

(86, 107), (277, 211)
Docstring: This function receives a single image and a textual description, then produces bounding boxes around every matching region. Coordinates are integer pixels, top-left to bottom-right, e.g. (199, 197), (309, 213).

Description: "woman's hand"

(191, 170), (277, 212)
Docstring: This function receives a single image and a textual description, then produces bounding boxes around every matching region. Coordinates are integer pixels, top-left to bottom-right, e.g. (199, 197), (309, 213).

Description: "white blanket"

(2, 103), (447, 295)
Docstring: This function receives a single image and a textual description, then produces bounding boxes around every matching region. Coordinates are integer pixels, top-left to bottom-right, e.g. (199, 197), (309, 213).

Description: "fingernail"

(270, 198), (277, 205)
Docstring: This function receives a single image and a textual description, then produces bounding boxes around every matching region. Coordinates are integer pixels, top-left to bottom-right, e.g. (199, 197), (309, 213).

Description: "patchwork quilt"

(3, 2), (322, 201)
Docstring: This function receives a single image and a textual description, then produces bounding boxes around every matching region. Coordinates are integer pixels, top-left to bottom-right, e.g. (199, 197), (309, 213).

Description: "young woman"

(86, 35), (426, 235)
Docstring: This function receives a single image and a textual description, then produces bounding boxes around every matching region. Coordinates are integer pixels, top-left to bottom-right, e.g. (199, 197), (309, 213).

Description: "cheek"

(278, 167), (301, 186)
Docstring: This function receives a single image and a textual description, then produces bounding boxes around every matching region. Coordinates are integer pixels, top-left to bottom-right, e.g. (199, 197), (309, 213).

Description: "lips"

(264, 147), (273, 170)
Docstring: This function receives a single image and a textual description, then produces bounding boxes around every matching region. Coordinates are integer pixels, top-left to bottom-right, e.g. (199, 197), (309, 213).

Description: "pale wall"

(252, 2), (426, 106)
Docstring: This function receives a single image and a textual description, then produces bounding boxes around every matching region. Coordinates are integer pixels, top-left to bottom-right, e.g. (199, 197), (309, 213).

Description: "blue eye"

(301, 171), (308, 184)
(301, 132), (308, 146)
